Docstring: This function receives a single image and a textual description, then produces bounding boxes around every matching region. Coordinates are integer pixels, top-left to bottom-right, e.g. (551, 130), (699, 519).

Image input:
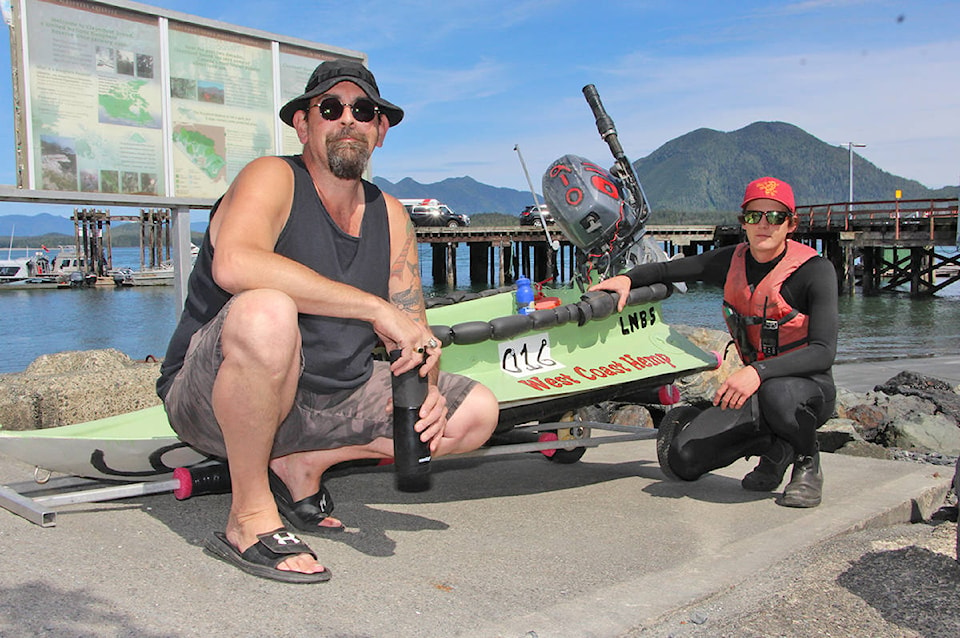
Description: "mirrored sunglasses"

(739, 209), (792, 225)
(314, 97), (379, 123)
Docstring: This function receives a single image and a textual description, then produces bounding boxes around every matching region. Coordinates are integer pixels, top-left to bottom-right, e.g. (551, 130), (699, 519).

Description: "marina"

(1, 208), (197, 290)
(0, 244), (97, 289)
(0, 244), (179, 290)
(0, 194), (957, 376)
(1, 179), (958, 380)
(0, 167), (957, 379)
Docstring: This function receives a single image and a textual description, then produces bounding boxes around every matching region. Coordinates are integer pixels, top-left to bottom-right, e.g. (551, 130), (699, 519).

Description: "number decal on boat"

(498, 333), (564, 378)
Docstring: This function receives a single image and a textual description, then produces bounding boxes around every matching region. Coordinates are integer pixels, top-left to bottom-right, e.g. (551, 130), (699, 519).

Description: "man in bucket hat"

(590, 176), (838, 508)
(157, 59), (498, 582)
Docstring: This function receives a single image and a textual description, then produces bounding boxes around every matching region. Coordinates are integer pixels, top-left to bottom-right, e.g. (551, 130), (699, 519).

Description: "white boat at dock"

(0, 244), (103, 290)
(111, 263), (175, 287)
(111, 243), (197, 287)
(0, 242), (66, 288)
(0, 254), (34, 281)
(1, 229), (51, 283)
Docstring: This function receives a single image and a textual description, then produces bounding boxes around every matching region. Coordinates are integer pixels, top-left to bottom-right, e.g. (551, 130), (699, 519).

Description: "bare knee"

(221, 290), (301, 376)
(442, 383), (498, 454)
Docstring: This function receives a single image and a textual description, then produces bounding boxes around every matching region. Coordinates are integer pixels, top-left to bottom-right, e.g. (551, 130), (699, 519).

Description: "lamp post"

(847, 142), (866, 207)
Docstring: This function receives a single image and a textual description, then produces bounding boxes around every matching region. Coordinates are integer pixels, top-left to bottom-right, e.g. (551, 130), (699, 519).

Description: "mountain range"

(2, 121), (956, 238)
(374, 122), (956, 220)
(633, 121), (956, 216)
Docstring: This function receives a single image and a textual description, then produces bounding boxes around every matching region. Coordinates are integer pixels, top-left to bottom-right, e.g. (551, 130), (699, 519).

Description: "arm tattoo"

(391, 287), (424, 318)
(391, 222), (420, 280)
(390, 220), (425, 320)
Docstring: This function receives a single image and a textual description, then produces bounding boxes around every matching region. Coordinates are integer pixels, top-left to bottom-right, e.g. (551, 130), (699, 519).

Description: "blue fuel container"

(516, 277), (535, 315)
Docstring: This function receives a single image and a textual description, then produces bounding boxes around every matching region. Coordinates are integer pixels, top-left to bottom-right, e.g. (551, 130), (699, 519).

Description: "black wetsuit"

(626, 244), (838, 479)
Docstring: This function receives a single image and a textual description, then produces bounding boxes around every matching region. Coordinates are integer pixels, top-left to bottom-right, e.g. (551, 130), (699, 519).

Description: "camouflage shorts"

(162, 299), (477, 459)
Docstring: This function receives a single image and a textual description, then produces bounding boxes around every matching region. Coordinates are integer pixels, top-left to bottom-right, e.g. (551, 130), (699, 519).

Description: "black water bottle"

(390, 350), (432, 492)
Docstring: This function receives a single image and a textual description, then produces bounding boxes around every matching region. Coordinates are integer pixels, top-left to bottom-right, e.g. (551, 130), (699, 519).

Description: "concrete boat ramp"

(0, 359), (956, 637)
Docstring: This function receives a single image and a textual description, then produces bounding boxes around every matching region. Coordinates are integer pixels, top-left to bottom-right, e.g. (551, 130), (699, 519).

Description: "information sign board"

(9, 0), (364, 199)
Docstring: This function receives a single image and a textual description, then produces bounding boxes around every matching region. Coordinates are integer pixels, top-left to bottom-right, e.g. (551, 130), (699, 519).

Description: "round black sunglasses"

(313, 97), (379, 123)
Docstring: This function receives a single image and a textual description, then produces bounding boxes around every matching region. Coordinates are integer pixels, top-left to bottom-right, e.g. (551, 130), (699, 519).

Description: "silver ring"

(427, 338), (438, 349)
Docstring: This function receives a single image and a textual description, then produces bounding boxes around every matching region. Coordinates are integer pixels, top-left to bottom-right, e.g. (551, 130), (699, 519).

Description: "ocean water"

(658, 282), (960, 363)
(0, 246), (958, 374)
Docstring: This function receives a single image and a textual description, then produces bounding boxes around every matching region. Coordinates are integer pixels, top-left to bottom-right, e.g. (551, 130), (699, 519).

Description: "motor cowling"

(541, 154), (637, 255)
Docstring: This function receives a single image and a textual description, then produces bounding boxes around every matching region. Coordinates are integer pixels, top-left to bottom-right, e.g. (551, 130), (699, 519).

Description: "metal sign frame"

(8, 0), (364, 200)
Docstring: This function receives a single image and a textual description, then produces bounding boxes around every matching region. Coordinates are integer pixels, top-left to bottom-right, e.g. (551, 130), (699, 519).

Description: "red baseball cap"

(742, 177), (795, 213)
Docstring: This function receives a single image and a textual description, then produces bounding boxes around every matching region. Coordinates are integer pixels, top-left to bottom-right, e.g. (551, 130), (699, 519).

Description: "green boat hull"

(0, 286), (716, 480)
(431, 287), (712, 403)
(0, 405), (211, 480)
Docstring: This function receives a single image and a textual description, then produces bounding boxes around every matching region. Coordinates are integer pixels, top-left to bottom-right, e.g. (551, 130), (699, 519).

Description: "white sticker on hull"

(497, 332), (565, 378)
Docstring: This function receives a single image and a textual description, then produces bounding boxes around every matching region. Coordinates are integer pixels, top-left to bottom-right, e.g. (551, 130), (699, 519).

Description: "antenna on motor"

(514, 144), (561, 251)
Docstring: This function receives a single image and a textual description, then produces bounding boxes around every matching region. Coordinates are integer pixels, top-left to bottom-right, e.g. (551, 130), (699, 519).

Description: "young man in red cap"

(590, 176), (838, 508)
(157, 59), (498, 582)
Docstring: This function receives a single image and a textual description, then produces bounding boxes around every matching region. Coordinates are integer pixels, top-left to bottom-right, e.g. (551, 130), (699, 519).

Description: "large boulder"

(0, 349), (161, 431)
(671, 325), (739, 405)
(886, 412), (960, 455)
(875, 370), (960, 424)
(817, 417), (864, 452)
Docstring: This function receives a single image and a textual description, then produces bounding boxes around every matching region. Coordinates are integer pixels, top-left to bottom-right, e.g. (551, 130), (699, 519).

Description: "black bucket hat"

(279, 58), (404, 128)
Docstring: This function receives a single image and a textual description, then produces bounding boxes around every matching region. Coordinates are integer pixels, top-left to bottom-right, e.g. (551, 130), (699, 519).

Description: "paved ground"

(632, 516), (960, 638)
(0, 357), (957, 638)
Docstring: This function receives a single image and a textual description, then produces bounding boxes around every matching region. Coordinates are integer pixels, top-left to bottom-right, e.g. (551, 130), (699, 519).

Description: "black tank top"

(158, 155), (391, 398)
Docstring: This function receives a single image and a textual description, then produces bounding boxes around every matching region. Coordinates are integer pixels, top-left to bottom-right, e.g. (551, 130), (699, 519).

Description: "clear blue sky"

(1, 0), (957, 219)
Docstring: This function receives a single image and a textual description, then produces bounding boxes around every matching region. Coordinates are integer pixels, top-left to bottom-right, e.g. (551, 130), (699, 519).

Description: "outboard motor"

(542, 85), (681, 290)
(542, 156), (638, 268)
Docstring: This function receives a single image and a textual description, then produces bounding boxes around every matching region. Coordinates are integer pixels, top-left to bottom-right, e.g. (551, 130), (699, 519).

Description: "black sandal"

(268, 469), (345, 534)
(204, 528), (331, 583)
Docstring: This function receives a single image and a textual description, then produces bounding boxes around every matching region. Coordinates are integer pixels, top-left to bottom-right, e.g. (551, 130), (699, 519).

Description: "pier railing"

(414, 224), (717, 245)
(794, 197), (958, 244)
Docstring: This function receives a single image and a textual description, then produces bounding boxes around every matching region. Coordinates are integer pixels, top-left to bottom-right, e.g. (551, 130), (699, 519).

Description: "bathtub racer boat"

(0, 279), (715, 484)
(0, 85), (717, 524)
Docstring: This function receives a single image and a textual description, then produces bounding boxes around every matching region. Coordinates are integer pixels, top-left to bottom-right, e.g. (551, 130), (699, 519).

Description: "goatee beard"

(327, 134), (370, 180)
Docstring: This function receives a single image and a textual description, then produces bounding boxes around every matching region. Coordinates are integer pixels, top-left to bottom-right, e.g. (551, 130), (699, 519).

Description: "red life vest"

(722, 240), (818, 363)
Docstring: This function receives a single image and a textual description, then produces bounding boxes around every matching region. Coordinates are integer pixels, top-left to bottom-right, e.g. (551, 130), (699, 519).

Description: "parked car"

(519, 204), (554, 227)
(399, 198), (470, 227)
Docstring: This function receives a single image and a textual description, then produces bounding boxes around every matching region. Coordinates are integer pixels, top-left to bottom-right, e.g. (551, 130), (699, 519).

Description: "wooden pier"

(71, 207), (174, 277)
(419, 197), (959, 297)
(415, 224), (717, 289)
(789, 197), (959, 297)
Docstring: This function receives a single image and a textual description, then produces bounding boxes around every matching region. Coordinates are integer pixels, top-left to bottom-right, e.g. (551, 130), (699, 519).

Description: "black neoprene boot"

(741, 438), (794, 492)
(781, 450), (823, 508)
